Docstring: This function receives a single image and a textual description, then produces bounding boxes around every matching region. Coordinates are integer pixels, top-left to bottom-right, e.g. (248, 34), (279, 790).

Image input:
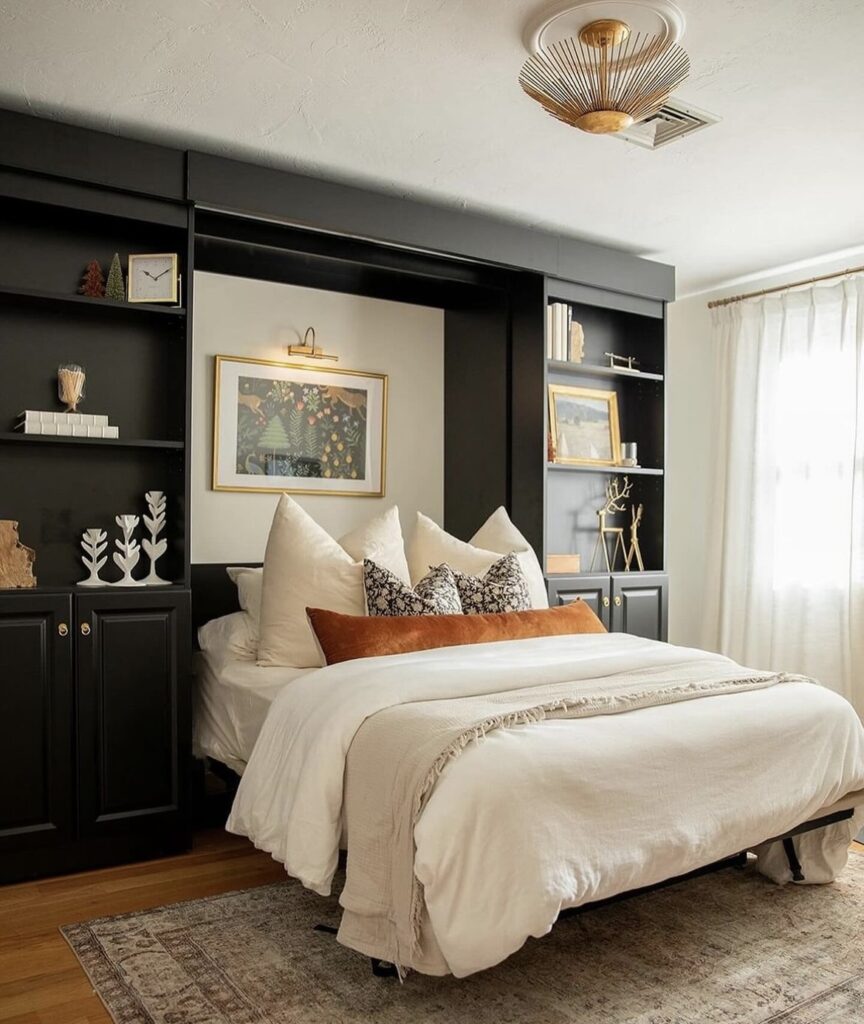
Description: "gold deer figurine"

(625, 503), (645, 572)
(590, 477), (632, 572)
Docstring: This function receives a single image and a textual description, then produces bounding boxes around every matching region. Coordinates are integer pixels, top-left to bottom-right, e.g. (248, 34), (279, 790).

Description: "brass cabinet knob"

(58, 623), (69, 637)
(80, 622), (91, 637)
(614, 596), (622, 606)
(602, 596), (610, 608)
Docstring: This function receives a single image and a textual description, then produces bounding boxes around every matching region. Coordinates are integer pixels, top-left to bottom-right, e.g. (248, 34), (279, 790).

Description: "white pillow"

(257, 497), (409, 668)
(226, 566), (263, 648)
(339, 507), (410, 584)
(470, 506), (548, 609)
(198, 611), (257, 667)
(407, 508), (548, 609)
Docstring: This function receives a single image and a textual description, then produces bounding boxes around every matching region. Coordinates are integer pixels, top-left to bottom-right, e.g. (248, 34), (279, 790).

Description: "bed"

(192, 566), (864, 980)
(194, 648), (308, 774)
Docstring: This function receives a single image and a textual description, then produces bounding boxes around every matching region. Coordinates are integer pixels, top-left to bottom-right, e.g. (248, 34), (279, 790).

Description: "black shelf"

(0, 284), (186, 317)
(547, 360), (664, 382)
(0, 432), (184, 450)
(547, 462), (663, 476)
(546, 569), (664, 578)
(0, 581), (187, 594)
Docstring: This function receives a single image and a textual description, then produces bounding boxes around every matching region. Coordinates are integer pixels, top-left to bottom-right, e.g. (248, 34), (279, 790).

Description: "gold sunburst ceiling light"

(519, 17), (690, 135)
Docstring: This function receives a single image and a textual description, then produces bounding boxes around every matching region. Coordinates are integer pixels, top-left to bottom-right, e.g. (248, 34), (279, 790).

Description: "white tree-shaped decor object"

(111, 514), (145, 587)
(77, 528), (108, 587)
(142, 491), (169, 586)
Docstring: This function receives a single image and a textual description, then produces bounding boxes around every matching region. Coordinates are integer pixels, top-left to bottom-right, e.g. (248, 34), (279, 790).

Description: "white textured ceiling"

(1, 0), (862, 295)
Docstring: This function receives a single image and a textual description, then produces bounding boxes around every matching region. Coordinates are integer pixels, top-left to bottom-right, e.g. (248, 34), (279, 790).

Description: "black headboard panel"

(191, 562), (260, 636)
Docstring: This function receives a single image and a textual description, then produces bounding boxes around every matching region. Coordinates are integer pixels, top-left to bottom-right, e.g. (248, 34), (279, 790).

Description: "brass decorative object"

(287, 326), (338, 362)
(590, 476), (632, 572)
(625, 503), (645, 572)
(519, 18), (690, 135)
(605, 351), (639, 371)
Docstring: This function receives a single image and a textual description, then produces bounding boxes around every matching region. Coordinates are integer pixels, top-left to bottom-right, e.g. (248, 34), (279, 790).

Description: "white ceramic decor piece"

(78, 528), (108, 587)
(142, 490), (169, 586)
(112, 514), (145, 587)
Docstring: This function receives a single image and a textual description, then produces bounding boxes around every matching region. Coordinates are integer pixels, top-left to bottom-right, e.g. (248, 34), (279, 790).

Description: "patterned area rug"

(62, 853), (864, 1024)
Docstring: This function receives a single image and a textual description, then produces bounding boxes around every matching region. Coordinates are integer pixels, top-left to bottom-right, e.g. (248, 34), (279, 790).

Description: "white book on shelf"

(549, 304), (556, 360)
(545, 305), (553, 360)
(57, 423), (72, 436)
(557, 304), (567, 361)
(104, 425), (119, 439)
(72, 424), (88, 437)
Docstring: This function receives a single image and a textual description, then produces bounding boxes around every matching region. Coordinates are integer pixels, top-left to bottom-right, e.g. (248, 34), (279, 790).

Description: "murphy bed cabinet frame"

(0, 109), (673, 881)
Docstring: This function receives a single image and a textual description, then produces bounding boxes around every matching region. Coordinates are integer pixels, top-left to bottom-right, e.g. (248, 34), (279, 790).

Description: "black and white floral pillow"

(363, 559), (463, 616)
(450, 553), (531, 614)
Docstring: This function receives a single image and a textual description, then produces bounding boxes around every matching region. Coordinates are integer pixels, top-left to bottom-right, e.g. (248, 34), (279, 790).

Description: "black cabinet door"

(75, 590), (190, 840)
(611, 574), (668, 641)
(0, 593), (73, 859)
(547, 574), (611, 629)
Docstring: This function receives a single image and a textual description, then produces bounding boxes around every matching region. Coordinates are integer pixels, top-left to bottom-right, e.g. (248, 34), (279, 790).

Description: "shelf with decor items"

(0, 284), (187, 316)
(0, 432), (185, 449)
(547, 463), (664, 477)
(512, 277), (668, 640)
(0, 172), (193, 882)
(546, 360), (664, 383)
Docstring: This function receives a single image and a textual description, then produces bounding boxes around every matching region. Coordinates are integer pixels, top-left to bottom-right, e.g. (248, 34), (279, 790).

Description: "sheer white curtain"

(703, 276), (864, 716)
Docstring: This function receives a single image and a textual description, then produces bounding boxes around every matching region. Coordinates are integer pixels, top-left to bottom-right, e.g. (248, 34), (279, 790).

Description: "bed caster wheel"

(371, 958), (399, 979)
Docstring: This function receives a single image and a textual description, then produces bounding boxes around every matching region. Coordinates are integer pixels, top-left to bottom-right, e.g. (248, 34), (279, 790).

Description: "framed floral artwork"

(212, 356), (387, 496)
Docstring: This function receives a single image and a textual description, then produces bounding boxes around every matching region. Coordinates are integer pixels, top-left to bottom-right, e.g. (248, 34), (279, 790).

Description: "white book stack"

(545, 303), (583, 363)
(15, 410), (120, 438)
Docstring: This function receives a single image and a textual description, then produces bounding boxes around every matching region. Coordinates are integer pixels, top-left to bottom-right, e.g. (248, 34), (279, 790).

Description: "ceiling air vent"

(615, 98), (719, 149)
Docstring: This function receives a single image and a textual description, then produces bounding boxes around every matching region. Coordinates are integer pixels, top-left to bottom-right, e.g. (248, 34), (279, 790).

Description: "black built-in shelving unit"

(0, 167), (193, 882)
(0, 108), (672, 882)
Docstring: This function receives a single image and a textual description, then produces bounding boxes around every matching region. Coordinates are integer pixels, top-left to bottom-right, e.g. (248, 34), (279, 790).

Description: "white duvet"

(228, 633), (864, 977)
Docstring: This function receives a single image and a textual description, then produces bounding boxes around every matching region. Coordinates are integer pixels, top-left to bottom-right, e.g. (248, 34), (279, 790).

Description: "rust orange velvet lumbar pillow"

(306, 600), (606, 666)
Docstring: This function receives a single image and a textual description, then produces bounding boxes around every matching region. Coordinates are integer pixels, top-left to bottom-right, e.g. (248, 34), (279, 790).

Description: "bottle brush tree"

(105, 253), (125, 301)
(78, 259), (105, 298)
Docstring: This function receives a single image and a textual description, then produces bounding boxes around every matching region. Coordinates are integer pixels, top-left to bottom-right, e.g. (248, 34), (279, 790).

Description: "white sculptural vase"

(112, 514), (145, 587)
(78, 528), (108, 587)
(142, 490), (169, 586)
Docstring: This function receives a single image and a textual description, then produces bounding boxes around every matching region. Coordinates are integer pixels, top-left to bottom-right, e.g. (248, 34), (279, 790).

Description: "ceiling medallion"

(519, 2), (690, 135)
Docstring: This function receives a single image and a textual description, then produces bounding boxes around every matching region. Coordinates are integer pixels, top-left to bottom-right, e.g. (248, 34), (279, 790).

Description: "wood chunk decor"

(0, 520), (37, 588)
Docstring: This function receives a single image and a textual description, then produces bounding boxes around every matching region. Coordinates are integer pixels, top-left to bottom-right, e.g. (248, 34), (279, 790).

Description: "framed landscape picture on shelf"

(212, 355), (387, 496)
(548, 384), (620, 466)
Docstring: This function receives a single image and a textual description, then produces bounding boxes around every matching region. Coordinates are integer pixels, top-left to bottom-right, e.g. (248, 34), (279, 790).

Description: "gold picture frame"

(212, 355), (388, 497)
(548, 384), (621, 466)
(127, 253), (179, 304)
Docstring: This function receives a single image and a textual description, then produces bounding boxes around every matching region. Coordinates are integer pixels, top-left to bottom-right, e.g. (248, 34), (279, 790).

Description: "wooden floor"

(1, 835), (862, 1024)
(0, 830), (284, 1024)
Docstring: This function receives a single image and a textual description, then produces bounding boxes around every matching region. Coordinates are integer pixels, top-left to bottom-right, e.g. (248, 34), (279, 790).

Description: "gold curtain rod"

(706, 264), (864, 309)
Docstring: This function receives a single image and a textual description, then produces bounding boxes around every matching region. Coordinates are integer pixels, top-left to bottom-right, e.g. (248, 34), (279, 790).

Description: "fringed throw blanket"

(337, 659), (790, 975)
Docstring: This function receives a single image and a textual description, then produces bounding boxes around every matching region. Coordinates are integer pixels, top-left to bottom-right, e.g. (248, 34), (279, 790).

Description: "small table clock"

(127, 253), (179, 304)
